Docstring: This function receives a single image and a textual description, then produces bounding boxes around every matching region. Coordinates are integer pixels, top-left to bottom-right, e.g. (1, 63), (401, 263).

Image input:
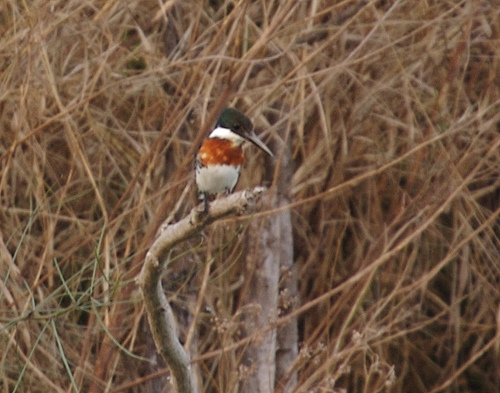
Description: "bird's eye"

(234, 124), (241, 131)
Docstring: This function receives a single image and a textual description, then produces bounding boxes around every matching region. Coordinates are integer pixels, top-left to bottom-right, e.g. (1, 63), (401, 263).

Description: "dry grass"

(1, 0), (499, 392)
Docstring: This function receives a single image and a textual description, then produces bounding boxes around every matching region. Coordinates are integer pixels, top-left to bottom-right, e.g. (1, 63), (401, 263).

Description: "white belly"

(196, 164), (241, 195)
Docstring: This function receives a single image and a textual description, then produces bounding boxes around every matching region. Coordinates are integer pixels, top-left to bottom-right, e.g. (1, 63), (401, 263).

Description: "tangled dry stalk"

(1, 0), (499, 392)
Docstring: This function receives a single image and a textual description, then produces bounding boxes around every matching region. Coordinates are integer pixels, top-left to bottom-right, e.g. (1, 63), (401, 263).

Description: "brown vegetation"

(1, 0), (499, 392)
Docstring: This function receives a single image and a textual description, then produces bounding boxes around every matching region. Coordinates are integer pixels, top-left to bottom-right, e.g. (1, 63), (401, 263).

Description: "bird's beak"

(247, 131), (274, 157)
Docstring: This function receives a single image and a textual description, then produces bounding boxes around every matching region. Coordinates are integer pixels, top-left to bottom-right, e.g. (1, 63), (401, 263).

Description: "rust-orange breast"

(198, 138), (244, 167)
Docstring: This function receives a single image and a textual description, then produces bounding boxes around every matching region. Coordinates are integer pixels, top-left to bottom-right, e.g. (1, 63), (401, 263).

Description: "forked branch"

(137, 187), (267, 393)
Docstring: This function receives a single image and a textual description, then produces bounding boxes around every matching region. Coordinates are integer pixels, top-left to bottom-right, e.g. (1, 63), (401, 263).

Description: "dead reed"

(1, 0), (499, 392)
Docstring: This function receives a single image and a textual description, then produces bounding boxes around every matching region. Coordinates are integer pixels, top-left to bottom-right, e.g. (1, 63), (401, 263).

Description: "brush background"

(1, 1), (499, 392)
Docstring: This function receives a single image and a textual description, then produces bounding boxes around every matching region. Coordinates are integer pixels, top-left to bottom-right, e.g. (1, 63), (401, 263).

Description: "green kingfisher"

(195, 108), (273, 208)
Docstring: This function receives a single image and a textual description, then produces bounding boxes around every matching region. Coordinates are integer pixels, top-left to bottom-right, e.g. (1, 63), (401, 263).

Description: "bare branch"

(137, 187), (267, 393)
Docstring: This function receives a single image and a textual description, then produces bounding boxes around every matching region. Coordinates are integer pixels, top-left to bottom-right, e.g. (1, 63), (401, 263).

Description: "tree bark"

(240, 204), (281, 393)
(274, 129), (297, 392)
(240, 110), (297, 393)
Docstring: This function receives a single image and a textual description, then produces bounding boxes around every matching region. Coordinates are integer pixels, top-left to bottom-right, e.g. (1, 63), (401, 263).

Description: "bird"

(195, 108), (273, 210)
